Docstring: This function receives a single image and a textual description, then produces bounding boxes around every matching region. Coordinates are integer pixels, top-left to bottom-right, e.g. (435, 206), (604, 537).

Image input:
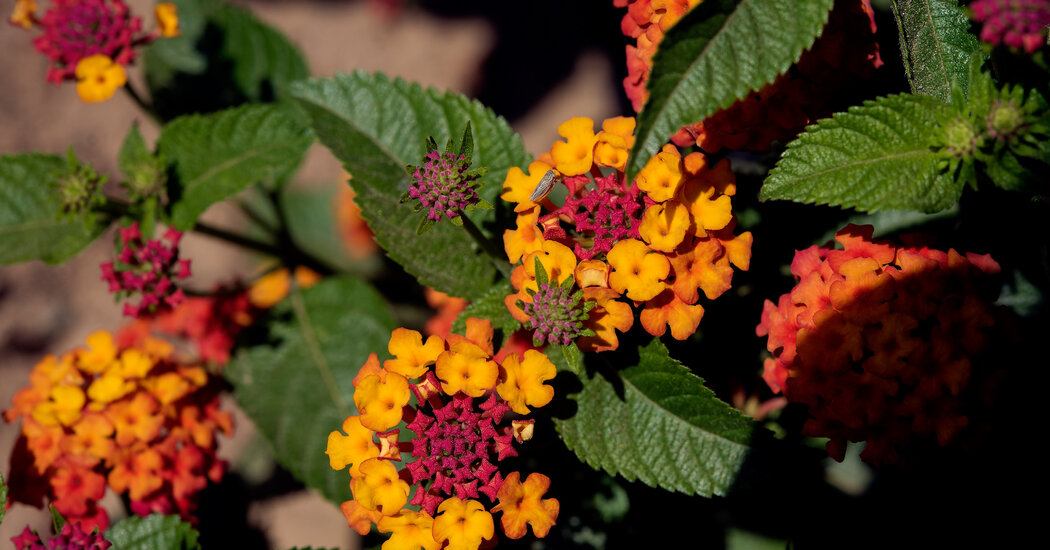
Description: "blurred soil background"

(0, 0), (630, 547)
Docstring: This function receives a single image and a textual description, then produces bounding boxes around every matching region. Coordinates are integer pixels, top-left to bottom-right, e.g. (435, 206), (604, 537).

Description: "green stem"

(459, 212), (512, 280)
(193, 221), (284, 257)
(122, 80), (160, 124)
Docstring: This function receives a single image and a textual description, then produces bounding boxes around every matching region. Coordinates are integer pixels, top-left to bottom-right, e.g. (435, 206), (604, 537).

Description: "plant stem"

(122, 81), (160, 124)
(193, 221), (284, 257)
(459, 212), (512, 280)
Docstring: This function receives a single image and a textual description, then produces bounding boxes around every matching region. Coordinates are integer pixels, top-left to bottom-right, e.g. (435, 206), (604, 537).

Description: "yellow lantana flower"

(435, 342), (498, 398)
(433, 498), (494, 550)
(639, 200), (690, 253)
(385, 328), (444, 379)
(353, 371), (411, 432)
(636, 143), (684, 202)
(377, 510), (441, 550)
(155, 2), (180, 38)
(497, 350), (556, 415)
(74, 55), (127, 104)
(492, 472), (560, 539)
(607, 239), (670, 301)
(550, 117), (598, 176)
(352, 458), (410, 516)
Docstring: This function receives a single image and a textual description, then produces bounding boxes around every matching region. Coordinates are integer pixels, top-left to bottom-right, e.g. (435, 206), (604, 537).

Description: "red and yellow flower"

(326, 319), (559, 548)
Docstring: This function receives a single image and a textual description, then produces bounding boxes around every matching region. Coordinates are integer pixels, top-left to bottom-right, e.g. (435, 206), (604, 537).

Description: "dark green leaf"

(104, 514), (201, 550)
(0, 154), (106, 265)
(290, 72), (530, 299)
(279, 183), (381, 277)
(49, 506), (67, 533)
(891, 0), (981, 102)
(556, 343), (582, 374)
(0, 472), (6, 526)
(451, 280), (520, 344)
(143, 0), (309, 120)
(555, 339), (753, 496)
(761, 94), (961, 213)
(159, 103), (313, 230)
(225, 276), (396, 504)
(627, 0), (836, 180)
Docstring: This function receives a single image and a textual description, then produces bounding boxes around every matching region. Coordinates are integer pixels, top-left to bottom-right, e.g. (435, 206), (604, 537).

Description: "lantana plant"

(1, 0), (1047, 548)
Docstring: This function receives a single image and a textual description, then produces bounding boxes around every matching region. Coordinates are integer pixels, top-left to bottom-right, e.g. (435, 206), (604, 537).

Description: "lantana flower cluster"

(970, 0), (1050, 53)
(616, 0), (883, 152)
(756, 225), (1003, 464)
(11, 522), (111, 550)
(326, 318), (560, 549)
(100, 222), (191, 319)
(8, 0), (179, 103)
(4, 328), (232, 532)
(501, 116), (752, 351)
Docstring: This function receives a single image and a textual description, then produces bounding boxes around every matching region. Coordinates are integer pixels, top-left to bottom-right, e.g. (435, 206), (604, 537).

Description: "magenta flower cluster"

(971, 0), (1050, 53)
(100, 222), (191, 318)
(409, 150), (482, 221)
(32, 0), (145, 84)
(12, 523), (111, 550)
(404, 388), (515, 515)
(540, 172), (644, 260)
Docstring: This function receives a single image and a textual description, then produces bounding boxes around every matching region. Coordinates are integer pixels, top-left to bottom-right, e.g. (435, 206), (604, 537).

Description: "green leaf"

(0, 472), (6, 526)
(225, 276), (396, 504)
(144, 0), (309, 119)
(279, 183), (381, 277)
(118, 124), (153, 179)
(761, 93), (961, 213)
(159, 103), (313, 230)
(627, 0), (835, 180)
(290, 71), (530, 300)
(104, 514), (201, 550)
(556, 343), (582, 374)
(555, 339), (753, 496)
(0, 154), (106, 265)
(49, 506), (67, 533)
(210, 3), (310, 101)
(891, 0), (982, 102)
(451, 280), (520, 344)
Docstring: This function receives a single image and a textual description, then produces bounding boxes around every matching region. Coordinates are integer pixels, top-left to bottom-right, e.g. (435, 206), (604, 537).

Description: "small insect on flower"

(529, 170), (559, 203)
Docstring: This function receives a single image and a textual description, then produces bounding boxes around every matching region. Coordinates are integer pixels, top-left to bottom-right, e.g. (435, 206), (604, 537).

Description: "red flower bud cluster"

(100, 223), (191, 318)
(12, 522), (110, 550)
(970, 0), (1050, 53)
(756, 225), (1003, 464)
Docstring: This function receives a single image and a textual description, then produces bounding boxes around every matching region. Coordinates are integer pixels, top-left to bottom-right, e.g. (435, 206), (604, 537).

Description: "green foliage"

(0, 472), (6, 526)
(158, 103), (313, 230)
(891, 0), (981, 102)
(555, 339), (753, 496)
(761, 93), (960, 212)
(104, 515), (201, 550)
(291, 71), (530, 300)
(0, 154), (106, 265)
(49, 506), (67, 533)
(554, 343), (583, 374)
(143, 0), (310, 121)
(225, 276), (396, 504)
(627, 0), (835, 180)
(119, 124), (166, 202)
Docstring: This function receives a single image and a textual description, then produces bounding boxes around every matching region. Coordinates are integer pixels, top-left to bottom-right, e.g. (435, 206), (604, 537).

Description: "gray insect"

(529, 169), (559, 203)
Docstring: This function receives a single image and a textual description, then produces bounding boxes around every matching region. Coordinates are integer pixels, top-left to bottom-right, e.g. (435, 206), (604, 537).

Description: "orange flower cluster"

(326, 318), (559, 549)
(4, 328), (231, 532)
(501, 116), (751, 351)
(617, 0), (883, 152)
(756, 225), (1003, 464)
(337, 179), (378, 259)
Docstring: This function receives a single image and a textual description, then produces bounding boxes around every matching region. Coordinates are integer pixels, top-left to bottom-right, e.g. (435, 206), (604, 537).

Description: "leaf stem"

(458, 212), (511, 280)
(122, 81), (160, 124)
(193, 220), (283, 257)
(290, 283), (351, 417)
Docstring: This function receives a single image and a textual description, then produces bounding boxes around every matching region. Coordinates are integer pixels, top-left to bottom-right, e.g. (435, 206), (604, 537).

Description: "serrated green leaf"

(118, 124), (153, 180)
(211, 3), (310, 101)
(627, 0), (835, 180)
(290, 72), (530, 300)
(451, 280), (520, 343)
(557, 343), (582, 374)
(279, 183), (381, 277)
(892, 0), (981, 102)
(159, 103), (313, 230)
(761, 93), (961, 213)
(225, 276), (396, 504)
(555, 339), (753, 495)
(104, 514), (201, 550)
(0, 154), (106, 265)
